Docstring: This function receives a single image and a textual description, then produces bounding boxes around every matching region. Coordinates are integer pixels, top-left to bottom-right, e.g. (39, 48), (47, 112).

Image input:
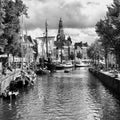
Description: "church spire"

(57, 18), (65, 42)
(58, 18), (64, 34)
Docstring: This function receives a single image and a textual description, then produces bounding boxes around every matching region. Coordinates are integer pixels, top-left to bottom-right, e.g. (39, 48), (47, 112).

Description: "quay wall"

(89, 68), (120, 94)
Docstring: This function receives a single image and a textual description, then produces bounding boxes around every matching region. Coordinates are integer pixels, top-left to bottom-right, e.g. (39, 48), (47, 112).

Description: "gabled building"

(23, 35), (36, 63)
(9, 35), (36, 64)
(36, 36), (55, 61)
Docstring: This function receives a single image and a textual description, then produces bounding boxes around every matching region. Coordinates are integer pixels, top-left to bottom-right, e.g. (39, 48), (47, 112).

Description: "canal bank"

(89, 68), (120, 94)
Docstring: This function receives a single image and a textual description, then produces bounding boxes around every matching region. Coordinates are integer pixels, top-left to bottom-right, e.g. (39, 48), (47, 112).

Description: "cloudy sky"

(23, 0), (113, 45)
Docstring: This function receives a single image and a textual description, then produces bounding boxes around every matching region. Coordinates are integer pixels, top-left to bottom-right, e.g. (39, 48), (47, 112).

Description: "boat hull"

(2, 91), (19, 100)
(55, 65), (64, 70)
(14, 76), (30, 88)
(2, 80), (19, 100)
(35, 69), (50, 75)
(63, 65), (74, 68)
(75, 63), (89, 67)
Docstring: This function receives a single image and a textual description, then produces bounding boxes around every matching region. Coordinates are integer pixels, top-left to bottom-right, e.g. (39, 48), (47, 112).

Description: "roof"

(24, 35), (34, 44)
(36, 36), (55, 43)
(74, 42), (88, 49)
(36, 36), (55, 40)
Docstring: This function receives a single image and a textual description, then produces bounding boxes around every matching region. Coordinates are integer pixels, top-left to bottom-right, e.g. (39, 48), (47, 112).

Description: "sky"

(23, 0), (113, 45)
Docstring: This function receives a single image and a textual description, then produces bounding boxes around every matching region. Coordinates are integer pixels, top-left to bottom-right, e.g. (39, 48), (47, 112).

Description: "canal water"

(0, 68), (120, 120)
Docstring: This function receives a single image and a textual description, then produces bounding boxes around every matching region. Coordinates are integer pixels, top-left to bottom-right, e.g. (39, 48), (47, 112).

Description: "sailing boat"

(44, 21), (56, 72)
(2, 53), (19, 99)
(35, 21), (56, 75)
(13, 15), (36, 88)
(14, 37), (31, 88)
(2, 12), (36, 99)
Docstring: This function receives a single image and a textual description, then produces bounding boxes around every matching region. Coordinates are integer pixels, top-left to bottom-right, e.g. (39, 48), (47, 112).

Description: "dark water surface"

(0, 68), (120, 120)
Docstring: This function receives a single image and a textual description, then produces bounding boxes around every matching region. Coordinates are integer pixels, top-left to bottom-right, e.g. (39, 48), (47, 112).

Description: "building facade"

(36, 36), (55, 61)
(74, 42), (88, 61)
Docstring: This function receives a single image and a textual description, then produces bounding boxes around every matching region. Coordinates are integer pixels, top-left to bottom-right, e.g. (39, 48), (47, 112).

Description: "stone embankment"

(89, 68), (120, 94)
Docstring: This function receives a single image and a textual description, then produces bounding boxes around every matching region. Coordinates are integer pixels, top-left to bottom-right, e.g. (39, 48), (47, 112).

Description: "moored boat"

(46, 62), (56, 72)
(55, 63), (64, 70)
(64, 70), (70, 73)
(35, 68), (50, 75)
(2, 81), (19, 100)
(62, 61), (74, 68)
(14, 70), (35, 88)
(75, 62), (90, 67)
(75, 59), (90, 67)
(2, 90), (19, 100)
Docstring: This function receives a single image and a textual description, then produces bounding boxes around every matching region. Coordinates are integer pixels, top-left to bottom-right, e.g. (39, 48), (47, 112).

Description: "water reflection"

(0, 68), (120, 120)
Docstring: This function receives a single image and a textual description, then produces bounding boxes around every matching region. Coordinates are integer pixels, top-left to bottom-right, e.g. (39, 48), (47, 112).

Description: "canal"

(0, 68), (120, 120)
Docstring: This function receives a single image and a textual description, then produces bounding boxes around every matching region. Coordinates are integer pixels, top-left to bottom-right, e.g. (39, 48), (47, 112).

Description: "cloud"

(22, 0), (112, 44)
(23, 0), (113, 30)
(87, 2), (100, 5)
(64, 28), (98, 45)
(26, 27), (97, 45)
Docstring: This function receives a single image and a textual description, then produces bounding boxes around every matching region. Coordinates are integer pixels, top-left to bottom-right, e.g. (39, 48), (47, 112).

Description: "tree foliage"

(95, 0), (120, 68)
(66, 36), (72, 46)
(0, 0), (28, 56)
(0, 0), (5, 35)
(76, 52), (82, 59)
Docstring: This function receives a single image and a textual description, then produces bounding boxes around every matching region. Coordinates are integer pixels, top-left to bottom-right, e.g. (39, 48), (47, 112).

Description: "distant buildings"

(23, 35), (36, 63)
(9, 35), (36, 63)
(54, 18), (73, 62)
(35, 18), (89, 63)
(55, 18), (66, 62)
(36, 36), (55, 61)
(74, 42), (89, 60)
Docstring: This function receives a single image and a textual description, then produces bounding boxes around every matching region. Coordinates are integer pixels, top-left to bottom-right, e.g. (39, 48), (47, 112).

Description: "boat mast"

(45, 20), (48, 60)
(21, 14), (24, 70)
(25, 22), (30, 67)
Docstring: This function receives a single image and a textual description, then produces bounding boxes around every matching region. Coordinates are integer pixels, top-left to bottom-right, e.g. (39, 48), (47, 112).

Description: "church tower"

(58, 18), (64, 34)
(57, 18), (65, 41)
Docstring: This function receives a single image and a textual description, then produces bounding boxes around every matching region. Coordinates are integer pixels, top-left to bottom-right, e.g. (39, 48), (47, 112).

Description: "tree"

(76, 51), (82, 59)
(94, 0), (120, 69)
(96, 18), (115, 69)
(0, 0), (5, 36)
(87, 40), (103, 66)
(74, 42), (82, 49)
(107, 0), (120, 67)
(69, 52), (74, 60)
(87, 44), (95, 60)
(0, 0), (7, 53)
(3, 0), (28, 57)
